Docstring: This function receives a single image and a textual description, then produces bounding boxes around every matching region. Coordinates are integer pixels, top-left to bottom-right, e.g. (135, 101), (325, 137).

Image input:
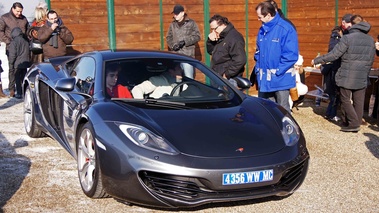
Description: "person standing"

(206, 14), (246, 87)
(8, 27), (30, 99)
(0, 2), (30, 97)
(166, 4), (200, 79)
(312, 15), (375, 132)
(38, 10), (74, 60)
(0, 2), (29, 54)
(321, 26), (343, 121)
(254, 2), (299, 113)
(28, 2), (48, 64)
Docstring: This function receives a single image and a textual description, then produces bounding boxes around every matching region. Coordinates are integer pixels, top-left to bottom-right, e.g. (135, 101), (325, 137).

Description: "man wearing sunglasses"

(206, 14), (246, 88)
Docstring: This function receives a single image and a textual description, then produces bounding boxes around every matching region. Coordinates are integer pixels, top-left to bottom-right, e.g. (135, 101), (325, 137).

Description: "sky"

(0, 0), (44, 22)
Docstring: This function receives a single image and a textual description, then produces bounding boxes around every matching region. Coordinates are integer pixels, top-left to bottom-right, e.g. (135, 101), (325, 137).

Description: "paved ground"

(0, 96), (378, 212)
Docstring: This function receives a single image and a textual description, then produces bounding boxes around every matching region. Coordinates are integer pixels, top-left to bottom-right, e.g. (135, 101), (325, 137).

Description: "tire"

(24, 86), (44, 138)
(76, 122), (108, 198)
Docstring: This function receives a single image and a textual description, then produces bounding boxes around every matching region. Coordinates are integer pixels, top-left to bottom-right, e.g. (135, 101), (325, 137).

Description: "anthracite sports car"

(23, 50), (309, 208)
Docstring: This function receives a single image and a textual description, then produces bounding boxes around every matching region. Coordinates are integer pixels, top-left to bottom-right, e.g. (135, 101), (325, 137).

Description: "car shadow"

(0, 132), (30, 210)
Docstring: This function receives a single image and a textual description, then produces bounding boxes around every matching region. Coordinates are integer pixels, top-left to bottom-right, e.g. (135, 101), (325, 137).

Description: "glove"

(172, 44), (180, 51)
(178, 40), (185, 48)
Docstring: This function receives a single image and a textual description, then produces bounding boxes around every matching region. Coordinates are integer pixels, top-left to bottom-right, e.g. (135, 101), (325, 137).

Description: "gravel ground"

(0, 96), (378, 213)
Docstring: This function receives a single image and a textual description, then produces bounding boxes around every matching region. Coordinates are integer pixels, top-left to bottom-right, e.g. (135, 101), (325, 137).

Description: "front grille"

(140, 171), (207, 199)
(280, 159), (308, 187)
(139, 158), (309, 202)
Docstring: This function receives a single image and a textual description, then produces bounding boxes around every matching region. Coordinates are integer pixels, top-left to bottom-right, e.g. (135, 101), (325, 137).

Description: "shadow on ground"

(0, 132), (30, 211)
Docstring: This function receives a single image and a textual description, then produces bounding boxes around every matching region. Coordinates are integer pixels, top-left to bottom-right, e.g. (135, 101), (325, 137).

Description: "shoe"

(15, 94), (22, 99)
(329, 116), (341, 122)
(0, 84), (7, 98)
(340, 126), (360, 132)
(9, 90), (15, 98)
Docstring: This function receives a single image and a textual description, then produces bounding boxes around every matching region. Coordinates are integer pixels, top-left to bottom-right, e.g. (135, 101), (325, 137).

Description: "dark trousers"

(14, 68), (27, 95)
(259, 90), (291, 113)
(339, 87), (366, 127)
(8, 68), (15, 93)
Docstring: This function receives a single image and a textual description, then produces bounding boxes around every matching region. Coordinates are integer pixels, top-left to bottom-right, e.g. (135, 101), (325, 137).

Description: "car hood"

(127, 98), (287, 158)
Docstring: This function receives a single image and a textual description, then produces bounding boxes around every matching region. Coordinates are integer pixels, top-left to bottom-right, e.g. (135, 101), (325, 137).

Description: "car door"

(60, 56), (96, 156)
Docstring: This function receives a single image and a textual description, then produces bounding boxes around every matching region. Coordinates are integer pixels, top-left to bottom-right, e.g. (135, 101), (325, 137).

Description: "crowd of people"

(0, 1), (378, 132)
(0, 1), (73, 99)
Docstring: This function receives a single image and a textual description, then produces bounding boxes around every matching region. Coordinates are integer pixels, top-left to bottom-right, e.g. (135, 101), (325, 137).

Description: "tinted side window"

(70, 57), (96, 94)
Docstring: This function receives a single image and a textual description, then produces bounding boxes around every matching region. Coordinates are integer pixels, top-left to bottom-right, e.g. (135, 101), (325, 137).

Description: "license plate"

(222, 169), (274, 185)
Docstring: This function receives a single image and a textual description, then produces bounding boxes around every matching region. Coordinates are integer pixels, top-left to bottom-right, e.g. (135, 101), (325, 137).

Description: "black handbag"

(30, 39), (43, 54)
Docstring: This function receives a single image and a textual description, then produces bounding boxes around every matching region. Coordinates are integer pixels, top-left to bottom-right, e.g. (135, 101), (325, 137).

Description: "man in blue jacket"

(254, 1), (299, 113)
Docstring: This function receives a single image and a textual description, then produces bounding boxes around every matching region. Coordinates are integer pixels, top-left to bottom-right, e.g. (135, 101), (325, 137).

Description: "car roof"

(85, 49), (199, 62)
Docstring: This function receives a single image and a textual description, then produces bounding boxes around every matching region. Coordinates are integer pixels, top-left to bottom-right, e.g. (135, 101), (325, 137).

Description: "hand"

(178, 40), (185, 48)
(208, 31), (218, 41)
(172, 44), (180, 51)
(311, 60), (315, 65)
(51, 23), (59, 31)
(375, 42), (379, 51)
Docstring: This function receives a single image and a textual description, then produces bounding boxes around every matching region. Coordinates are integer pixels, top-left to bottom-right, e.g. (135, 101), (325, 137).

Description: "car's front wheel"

(24, 86), (44, 138)
(76, 122), (108, 198)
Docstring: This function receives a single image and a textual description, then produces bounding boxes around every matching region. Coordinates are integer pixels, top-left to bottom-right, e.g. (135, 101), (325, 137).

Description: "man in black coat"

(312, 15), (375, 132)
(206, 14), (246, 88)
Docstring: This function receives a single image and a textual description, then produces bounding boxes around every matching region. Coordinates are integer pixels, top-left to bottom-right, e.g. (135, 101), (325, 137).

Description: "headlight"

(119, 124), (178, 155)
(281, 116), (300, 146)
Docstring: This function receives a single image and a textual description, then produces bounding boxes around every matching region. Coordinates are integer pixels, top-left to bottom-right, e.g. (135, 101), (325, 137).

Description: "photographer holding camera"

(38, 10), (74, 60)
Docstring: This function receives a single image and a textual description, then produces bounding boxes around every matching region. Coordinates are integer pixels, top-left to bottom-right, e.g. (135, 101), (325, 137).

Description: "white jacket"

(132, 74), (175, 99)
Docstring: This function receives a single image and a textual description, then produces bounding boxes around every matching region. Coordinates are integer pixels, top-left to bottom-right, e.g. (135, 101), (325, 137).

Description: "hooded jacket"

(166, 14), (201, 58)
(206, 23), (246, 79)
(314, 22), (375, 90)
(0, 8), (29, 51)
(254, 12), (299, 92)
(38, 18), (74, 59)
(8, 27), (30, 70)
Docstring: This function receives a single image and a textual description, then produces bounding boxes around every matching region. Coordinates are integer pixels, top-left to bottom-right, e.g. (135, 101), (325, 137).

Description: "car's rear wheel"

(24, 86), (44, 138)
(77, 122), (108, 198)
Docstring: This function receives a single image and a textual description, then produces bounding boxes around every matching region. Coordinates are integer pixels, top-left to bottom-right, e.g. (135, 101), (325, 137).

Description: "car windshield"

(103, 58), (241, 106)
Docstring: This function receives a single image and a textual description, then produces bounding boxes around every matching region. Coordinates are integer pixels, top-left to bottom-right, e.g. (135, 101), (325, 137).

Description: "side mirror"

(233, 76), (252, 90)
(55, 77), (76, 92)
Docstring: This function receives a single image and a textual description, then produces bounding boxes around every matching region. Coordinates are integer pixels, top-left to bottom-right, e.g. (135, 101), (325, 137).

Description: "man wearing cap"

(166, 4), (200, 78)
(341, 13), (353, 34)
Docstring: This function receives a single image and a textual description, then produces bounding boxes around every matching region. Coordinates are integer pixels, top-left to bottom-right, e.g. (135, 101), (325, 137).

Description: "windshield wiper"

(111, 98), (192, 109)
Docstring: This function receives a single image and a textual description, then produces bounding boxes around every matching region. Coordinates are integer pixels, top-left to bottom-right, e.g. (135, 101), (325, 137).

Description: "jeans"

(259, 90), (291, 113)
(325, 93), (340, 118)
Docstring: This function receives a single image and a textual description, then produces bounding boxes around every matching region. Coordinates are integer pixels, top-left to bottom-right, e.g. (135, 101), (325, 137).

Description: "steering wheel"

(170, 81), (201, 97)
